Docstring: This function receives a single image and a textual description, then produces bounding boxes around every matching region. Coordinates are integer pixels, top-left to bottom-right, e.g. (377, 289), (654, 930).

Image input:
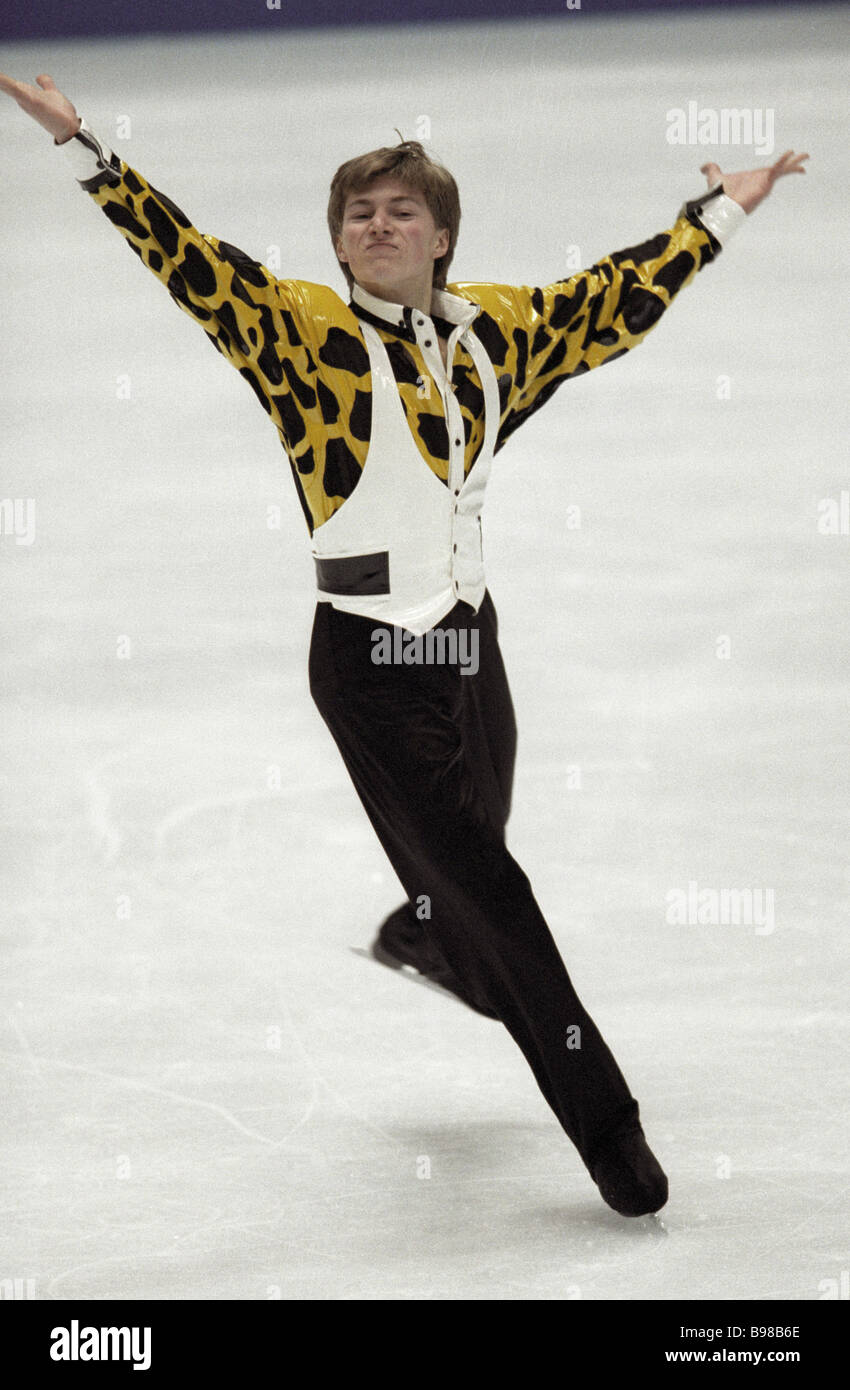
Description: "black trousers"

(308, 588), (640, 1176)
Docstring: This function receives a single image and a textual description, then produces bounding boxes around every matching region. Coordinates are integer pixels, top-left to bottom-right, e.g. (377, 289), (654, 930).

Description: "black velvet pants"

(308, 587), (640, 1176)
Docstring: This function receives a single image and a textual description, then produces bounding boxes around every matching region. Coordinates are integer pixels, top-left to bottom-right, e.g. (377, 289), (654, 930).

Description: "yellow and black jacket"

(58, 118), (744, 536)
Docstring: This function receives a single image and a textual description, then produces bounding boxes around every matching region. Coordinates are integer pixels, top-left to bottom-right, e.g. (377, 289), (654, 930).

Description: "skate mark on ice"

(84, 750), (135, 864)
(277, 1000), (407, 1153)
(4, 1009), (42, 1077)
(154, 779), (343, 848)
(0, 1048), (315, 1152)
(45, 1250), (183, 1300)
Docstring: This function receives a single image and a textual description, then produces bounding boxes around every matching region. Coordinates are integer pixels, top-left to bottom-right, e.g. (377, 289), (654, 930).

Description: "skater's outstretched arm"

(0, 71), (298, 388)
(452, 150), (808, 453)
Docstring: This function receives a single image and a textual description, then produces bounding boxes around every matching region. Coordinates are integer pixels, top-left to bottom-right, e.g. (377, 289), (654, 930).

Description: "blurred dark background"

(0, 0), (837, 46)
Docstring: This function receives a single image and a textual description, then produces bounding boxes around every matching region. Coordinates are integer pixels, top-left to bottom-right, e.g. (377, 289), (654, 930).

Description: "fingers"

(0, 71), (26, 97)
(771, 150), (809, 177)
(699, 151), (808, 184)
(0, 70), (61, 101)
(0, 71), (43, 103)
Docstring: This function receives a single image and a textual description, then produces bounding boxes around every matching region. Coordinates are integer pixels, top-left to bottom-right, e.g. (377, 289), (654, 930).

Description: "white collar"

(350, 279), (480, 331)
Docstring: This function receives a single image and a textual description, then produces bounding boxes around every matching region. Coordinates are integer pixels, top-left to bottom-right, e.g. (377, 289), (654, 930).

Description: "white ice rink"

(1, 5), (848, 1300)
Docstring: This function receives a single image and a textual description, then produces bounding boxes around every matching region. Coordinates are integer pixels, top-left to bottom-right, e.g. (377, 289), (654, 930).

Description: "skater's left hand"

(700, 150), (809, 214)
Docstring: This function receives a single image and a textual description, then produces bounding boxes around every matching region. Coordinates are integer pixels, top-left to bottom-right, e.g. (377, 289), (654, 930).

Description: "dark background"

(0, 0), (835, 45)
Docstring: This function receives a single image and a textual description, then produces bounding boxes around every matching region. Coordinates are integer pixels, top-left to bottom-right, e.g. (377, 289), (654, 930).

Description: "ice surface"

(0, 5), (847, 1300)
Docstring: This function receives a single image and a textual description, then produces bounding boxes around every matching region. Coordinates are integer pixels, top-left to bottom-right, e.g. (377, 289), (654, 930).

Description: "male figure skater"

(0, 71), (807, 1217)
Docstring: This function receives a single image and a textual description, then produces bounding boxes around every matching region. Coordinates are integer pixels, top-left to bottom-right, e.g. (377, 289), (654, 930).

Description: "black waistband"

(314, 551), (390, 596)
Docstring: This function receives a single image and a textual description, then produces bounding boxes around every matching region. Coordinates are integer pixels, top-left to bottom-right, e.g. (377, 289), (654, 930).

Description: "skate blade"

(349, 946), (461, 1001)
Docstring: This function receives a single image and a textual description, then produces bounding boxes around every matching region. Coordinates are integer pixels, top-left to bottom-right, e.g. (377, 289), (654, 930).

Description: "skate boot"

(592, 1127), (669, 1217)
(373, 904), (500, 1020)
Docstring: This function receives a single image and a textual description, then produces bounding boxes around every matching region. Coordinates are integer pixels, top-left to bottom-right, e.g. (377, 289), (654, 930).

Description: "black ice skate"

(592, 1127), (669, 1217)
(354, 903), (500, 1020)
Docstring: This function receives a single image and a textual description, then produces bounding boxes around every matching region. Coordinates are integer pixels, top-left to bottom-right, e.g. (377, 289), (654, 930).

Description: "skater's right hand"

(0, 71), (81, 143)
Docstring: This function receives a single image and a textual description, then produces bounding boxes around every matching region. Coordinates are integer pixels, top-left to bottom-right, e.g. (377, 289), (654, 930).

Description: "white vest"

(311, 298), (501, 636)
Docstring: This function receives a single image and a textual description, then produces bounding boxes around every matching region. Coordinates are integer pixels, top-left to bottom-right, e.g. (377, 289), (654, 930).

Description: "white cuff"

(55, 116), (121, 185)
(697, 189), (747, 246)
(679, 182), (748, 247)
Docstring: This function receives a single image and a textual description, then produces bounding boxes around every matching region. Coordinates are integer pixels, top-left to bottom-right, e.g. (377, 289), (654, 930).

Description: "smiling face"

(335, 176), (450, 310)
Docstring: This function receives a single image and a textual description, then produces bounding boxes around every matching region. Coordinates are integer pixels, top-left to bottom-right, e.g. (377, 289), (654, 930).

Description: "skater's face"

(336, 176), (449, 306)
